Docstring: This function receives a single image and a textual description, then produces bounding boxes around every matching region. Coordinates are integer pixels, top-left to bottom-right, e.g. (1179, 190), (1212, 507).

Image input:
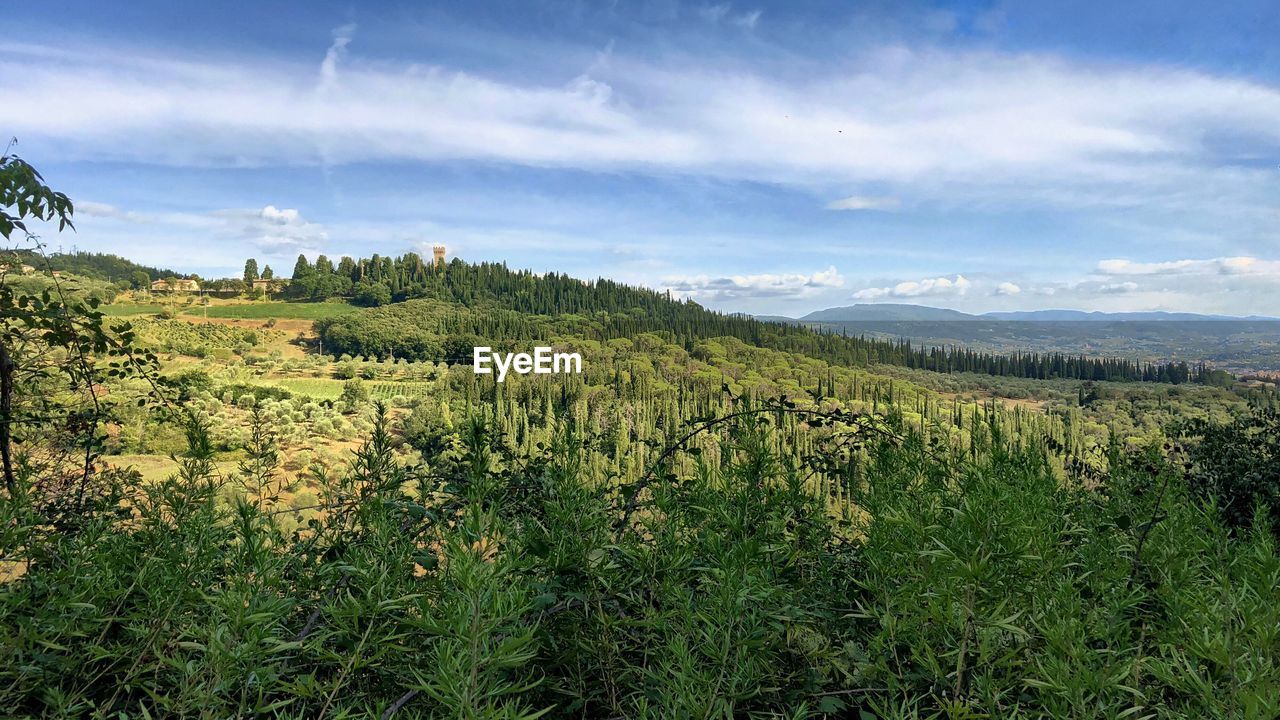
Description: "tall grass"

(1, 406), (1276, 718)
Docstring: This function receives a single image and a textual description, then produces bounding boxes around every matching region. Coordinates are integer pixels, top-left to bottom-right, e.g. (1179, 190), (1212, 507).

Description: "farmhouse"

(151, 278), (200, 292)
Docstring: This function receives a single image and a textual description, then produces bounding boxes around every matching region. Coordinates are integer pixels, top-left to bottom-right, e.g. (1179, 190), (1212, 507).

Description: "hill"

(792, 303), (1272, 323)
(785, 305), (1280, 373)
(304, 255), (1202, 383)
(6, 249), (182, 286)
(983, 309), (1274, 321)
(801, 303), (977, 322)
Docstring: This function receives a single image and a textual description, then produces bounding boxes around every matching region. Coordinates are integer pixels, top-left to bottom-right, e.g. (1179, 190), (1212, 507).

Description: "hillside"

(7, 273), (1280, 719)
(6, 248), (182, 286)
(290, 255), (1201, 383)
(800, 303), (977, 322)
(983, 309), (1275, 321)
(3, 166), (1277, 720)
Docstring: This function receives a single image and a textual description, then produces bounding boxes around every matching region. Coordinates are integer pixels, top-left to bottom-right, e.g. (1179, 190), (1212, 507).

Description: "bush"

(1179, 409), (1280, 534)
(340, 378), (369, 406)
(350, 280), (392, 307)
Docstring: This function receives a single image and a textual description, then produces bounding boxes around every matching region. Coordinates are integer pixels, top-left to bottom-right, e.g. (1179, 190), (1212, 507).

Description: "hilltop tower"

(432, 245), (447, 266)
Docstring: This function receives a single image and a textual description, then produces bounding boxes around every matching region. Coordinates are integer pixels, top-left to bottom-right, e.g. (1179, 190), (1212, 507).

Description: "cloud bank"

(854, 274), (971, 299)
(2, 38), (1277, 222)
(663, 265), (844, 301)
(1097, 256), (1280, 278)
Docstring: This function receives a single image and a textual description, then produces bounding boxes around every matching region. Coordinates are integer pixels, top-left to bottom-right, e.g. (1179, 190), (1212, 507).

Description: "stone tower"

(432, 245), (447, 266)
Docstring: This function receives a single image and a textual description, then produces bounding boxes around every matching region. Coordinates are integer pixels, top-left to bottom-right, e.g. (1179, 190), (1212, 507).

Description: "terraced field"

(255, 377), (438, 402)
(368, 381), (435, 400)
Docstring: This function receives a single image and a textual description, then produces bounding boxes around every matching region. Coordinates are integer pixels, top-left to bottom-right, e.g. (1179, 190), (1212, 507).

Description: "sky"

(2, 0), (1278, 316)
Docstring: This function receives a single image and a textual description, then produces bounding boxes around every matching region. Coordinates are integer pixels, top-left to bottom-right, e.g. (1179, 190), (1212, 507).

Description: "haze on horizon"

(2, 0), (1278, 317)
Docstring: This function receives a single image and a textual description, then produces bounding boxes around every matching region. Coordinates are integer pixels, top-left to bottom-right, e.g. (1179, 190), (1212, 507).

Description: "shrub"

(340, 378), (369, 406)
(1179, 409), (1280, 534)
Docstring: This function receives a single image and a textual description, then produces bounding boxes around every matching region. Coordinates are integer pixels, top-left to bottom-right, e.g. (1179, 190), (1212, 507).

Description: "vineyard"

(186, 301), (358, 319)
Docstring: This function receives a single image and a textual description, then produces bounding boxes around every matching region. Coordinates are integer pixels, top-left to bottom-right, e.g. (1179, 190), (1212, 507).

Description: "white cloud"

(698, 4), (761, 29)
(854, 274), (971, 299)
(75, 201), (145, 222)
(319, 23), (356, 88)
(202, 205), (328, 254)
(732, 9), (763, 29)
(698, 4), (732, 23)
(1098, 281), (1139, 294)
(1097, 256), (1280, 277)
(663, 265), (844, 301)
(825, 195), (899, 211)
(2, 38), (1277, 222)
(247, 205), (326, 252)
(994, 281), (1021, 295)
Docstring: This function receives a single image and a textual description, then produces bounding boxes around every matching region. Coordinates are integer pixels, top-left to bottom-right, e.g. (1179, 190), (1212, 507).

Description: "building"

(151, 278), (200, 293)
(251, 278), (277, 293)
(432, 245), (447, 266)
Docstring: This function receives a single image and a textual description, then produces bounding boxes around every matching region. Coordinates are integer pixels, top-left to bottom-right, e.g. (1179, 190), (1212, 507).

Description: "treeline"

(306, 252), (1207, 384)
(904, 344), (1207, 383)
(8, 249), (181, 288)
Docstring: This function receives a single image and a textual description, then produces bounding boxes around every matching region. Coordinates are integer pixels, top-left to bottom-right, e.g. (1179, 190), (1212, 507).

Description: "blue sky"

(3, 0), (1278, 315)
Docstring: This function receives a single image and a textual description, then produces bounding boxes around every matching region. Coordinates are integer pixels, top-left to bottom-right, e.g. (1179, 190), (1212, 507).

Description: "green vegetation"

(189, 301), (358, 320)
(5, 248), (179, 288)
(307, 259), (1203, 383)
(3, 158), (1279, 718)
(131, 318), (279, 358)
(99, 302), (167, 317)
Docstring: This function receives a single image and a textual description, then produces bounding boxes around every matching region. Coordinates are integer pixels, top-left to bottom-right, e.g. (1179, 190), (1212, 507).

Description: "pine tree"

(291, 254), (313, 280)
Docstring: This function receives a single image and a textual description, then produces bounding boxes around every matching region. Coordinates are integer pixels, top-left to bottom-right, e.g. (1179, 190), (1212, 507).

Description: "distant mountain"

(800, 303), (977, 322)
(981, 310), (1278, 321)
(784, 303), (1276, 323)
(774, 303), (1280, 373)
(753, 314), (800, 324)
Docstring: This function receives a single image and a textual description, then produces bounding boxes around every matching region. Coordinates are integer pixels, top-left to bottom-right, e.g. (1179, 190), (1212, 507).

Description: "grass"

(101, 303), (166, 317)
(102, 454), (238, 483)
(183, 301), (358, 320)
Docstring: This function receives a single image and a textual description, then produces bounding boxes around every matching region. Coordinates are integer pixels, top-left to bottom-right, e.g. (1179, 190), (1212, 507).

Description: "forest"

(3, 153), (1280, 718)
(277, 251), (1199, 384)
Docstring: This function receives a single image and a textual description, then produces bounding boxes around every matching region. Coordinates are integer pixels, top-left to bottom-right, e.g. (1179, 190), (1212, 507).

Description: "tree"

(131, 270), (150, 290)
(0, 149), (159, 493)
(261, 264), (274, 280)
(339, 378), (368, 406)
(337, 256), (356, 279)
(291, 254), (313, 281)
(351, 280), (391, 307)
(243, 258), (259, 283)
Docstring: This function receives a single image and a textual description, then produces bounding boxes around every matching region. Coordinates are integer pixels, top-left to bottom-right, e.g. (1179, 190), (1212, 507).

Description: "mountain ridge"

(767, 303), (1278, 323)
